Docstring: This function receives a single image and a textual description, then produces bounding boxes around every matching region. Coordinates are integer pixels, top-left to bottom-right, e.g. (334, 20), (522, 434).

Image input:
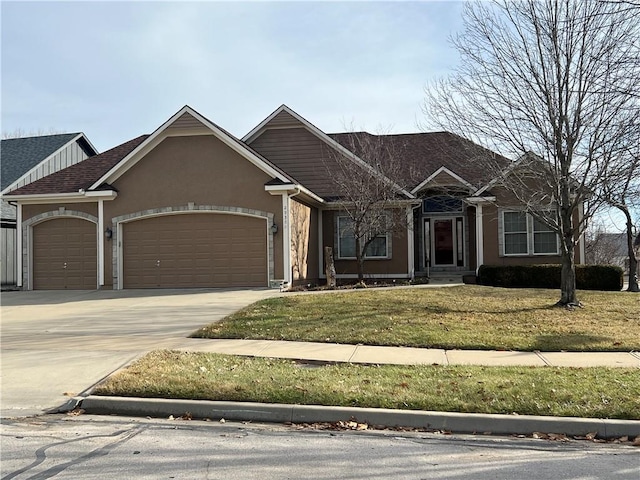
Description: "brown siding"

(481, 203), (581, 265)
(268, 110), (301, 128)
(322, 210), (409, 277)
(248, 128), (337, 198)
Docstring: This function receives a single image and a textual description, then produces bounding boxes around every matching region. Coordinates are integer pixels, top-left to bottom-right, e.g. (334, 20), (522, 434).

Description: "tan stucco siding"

(322, 210), (409, 277)
(108, 136), (280, 215)
(102, 135), (283, 285)
(22, 202), (98, 220)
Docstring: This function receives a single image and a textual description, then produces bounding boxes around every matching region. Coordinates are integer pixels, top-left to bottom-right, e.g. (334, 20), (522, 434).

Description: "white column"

(282, 193), (291, 285)
(16, 203), (23, 288)
(318, 209), (324, 279)
(406, 206), (415, 279)
(476, 204), (484, 274)
(98, 200), (105, 286)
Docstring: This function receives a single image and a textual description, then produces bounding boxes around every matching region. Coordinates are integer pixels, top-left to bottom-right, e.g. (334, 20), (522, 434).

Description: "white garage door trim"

(22, 210), (99, 290)
(112, 205), (275, 289)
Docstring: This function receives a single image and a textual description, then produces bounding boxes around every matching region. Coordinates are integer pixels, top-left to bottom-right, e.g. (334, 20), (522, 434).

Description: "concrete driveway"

(0, 288), (279, 418)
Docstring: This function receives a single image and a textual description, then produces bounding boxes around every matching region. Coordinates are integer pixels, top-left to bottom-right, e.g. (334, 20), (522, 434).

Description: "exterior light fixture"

(271, 223), (278, 234)
(105, 227), (113, 239)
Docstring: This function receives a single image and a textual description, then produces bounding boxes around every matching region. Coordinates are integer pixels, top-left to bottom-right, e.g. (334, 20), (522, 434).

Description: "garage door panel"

(33, 218), (97, 290)
(123, 214), (268, 288)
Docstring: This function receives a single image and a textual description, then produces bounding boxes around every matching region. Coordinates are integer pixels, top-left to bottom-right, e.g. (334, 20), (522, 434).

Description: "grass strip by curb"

(191, 286), (640, 352)
(94, 351), (640, 420)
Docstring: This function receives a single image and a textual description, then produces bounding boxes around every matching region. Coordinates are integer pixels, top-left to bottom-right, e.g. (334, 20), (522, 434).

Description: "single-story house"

(1, 133), (98, 287)
(4, 105), (584, 290)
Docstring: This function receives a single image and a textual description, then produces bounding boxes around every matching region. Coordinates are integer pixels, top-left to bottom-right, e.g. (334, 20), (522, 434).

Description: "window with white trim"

(501, 210), (559, 256)
(503, 211), (528, 255)
(337, 216), (389, 259)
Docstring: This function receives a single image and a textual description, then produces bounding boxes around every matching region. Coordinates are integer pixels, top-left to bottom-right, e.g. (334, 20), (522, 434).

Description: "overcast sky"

(1, 1), (464, 152)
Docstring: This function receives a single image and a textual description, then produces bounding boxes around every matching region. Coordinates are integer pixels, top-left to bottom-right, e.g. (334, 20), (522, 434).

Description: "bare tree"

(598, 135), (640, 292)
(324, 131), (414, 283)
(423, 0), (640, 306)
(2, 128), (65, 139)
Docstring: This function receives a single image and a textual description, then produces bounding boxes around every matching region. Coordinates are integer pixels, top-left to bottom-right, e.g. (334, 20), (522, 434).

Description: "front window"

(501, 210), (559, 256)
(337, 216), (389, 259)
(503, 211), (528, 255)
(533, 217), (558, 254)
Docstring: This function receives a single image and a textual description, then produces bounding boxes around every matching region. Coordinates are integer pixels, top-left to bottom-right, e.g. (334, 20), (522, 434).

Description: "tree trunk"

(557, 205), (579, 306)
(324, 247), (336, 288)
(558, 248), (578, 306)
(355, 236), (364, 282)
(622, 208), (639, 293)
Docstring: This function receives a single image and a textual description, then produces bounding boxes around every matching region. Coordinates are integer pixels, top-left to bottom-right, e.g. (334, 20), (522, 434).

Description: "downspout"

(16, 202), (23, 288)
(98, 200), (105, 287)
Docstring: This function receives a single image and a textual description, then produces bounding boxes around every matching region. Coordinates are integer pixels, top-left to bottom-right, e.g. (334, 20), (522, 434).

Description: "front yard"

(192, 286), (640, 352)
(94, 351), (640, 419)
(94, 286), (640, 420)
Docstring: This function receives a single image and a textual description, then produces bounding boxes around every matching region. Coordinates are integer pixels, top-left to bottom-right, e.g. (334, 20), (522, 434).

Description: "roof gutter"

(3, 190), (118, 204)
(265, 183), (324, 204)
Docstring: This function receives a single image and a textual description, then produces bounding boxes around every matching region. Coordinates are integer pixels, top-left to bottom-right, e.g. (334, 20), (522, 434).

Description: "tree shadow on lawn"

(532, 333), (614, 352)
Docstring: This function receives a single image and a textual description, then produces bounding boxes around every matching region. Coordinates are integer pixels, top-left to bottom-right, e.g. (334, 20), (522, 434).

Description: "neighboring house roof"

(1, 133), (97, 191)
(7, 135), (148, 196)
(329, 131), (509, 193)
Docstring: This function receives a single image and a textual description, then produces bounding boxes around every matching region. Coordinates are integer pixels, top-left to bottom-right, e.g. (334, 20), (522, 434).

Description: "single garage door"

(123, 213), (267, 288)
(32, 218), (97, 289)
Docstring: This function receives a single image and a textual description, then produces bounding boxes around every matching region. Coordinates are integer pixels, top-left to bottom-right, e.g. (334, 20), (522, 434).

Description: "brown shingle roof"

(329, 131), (511, 191)
(6, 135), (149, 196)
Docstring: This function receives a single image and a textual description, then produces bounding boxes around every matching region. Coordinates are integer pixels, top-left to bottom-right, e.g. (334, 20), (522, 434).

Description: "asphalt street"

(2, 415), (638, 480)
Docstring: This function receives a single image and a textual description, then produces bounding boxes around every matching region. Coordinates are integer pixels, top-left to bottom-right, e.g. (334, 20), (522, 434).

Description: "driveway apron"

(0, 288), (278, 418)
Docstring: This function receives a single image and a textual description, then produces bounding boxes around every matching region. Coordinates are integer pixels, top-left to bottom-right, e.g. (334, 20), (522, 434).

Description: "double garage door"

(122, 213), (268, 288)
(31, 214), (268, 289)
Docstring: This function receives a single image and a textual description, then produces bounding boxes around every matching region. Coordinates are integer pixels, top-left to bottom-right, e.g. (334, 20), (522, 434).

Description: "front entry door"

(433, 219), (455, 266)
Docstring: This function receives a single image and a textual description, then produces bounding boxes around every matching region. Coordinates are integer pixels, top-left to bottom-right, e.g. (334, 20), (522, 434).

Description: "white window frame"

(336, 215), (390, 260)
(501, 210), (559, 256)
(502, 211), (529, 256)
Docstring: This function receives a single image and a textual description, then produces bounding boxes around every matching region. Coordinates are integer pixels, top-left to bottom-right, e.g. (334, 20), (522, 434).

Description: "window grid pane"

(505, 232), (528, 254)
(365, 236), (387, 257)
(534, 232), (557, 254)
(533, 216), (557, 254)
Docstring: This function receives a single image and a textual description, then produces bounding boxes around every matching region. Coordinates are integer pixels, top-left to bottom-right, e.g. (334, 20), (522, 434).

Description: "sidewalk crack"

(534, 351), (551, 366)
(348, 344), (360, 363)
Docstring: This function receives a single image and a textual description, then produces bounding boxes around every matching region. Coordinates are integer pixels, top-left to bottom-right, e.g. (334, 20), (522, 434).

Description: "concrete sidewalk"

(174, 338), (640, 368)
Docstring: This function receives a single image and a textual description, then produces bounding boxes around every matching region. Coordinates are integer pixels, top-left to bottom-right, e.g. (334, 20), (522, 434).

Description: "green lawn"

(192, 286), (640, 352)
(94, 351), (640, 420)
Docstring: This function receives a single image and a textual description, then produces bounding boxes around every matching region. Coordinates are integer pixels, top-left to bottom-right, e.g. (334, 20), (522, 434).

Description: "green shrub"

(478, 264), (623, 291)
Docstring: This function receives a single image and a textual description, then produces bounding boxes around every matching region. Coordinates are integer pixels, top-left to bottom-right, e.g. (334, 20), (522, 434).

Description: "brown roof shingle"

(6, 135), (149, 196)
(329, 131), (511, 191)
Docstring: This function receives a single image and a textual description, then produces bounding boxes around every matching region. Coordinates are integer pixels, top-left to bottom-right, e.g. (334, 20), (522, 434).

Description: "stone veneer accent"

(22, 210), (98, 290)
(111, 205), (276, 289)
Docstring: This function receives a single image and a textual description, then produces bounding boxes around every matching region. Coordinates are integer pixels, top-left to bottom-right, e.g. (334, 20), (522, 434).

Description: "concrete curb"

(80, 395), (640, 439)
